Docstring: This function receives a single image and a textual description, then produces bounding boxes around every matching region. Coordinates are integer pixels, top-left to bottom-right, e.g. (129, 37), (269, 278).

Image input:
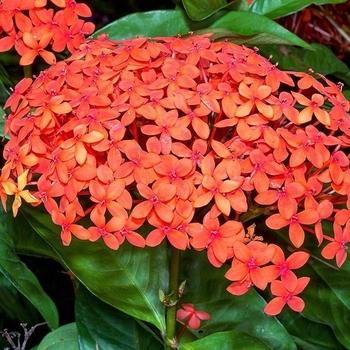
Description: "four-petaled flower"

(176, 303), (211, 330)
(321, 221), (350, 268)
(264, 277), (310, 316)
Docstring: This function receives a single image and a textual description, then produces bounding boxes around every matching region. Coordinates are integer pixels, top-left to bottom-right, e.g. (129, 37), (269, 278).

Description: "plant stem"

(165, 245), (181, 349)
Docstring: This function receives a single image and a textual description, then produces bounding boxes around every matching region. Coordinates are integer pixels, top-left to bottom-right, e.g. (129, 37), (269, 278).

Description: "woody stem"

(165, 245), (181, 349)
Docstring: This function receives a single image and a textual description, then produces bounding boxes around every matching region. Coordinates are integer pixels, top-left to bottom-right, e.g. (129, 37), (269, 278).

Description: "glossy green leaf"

(299, 257), (350, 348)
(93, 9), (309, 48)
(75, 284), (163, 350)
(259, 43), (350, 85)
(36, 323), (79, 350)
(94, 10), (192, 40)
(0, 61), (13, 90)
(277, 308), (346, 350)
(21, 204), (168, 332)
(181, 0), (234, 21)
(0, 206), (59, 329)
(178, 251), (296, 349)
(179, 331), (272, 350)
(343, 89), (350, 101)
(250, 0), (347, 19)
(0, 271), (42, 324)
(210, 11), (310, 48)
(192, 28), (306, 46)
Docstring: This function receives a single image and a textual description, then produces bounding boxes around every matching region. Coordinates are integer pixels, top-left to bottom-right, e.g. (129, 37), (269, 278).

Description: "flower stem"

(165, 245), (181, 349)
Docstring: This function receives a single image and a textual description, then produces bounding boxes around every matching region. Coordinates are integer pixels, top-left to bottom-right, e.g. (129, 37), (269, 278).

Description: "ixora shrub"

(1, 1), (350, 349)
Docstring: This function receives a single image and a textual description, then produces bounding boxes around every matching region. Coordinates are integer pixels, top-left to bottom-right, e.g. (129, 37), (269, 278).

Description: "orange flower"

(292, 92), (330, 125)
(255, 181), (305, 220)
(236, 81), (273, 119)
(225, 241), (276, 291)
(188, 213), (244, 267)
(141, 110), (191, 155)
(242, 149), (284, 194)
(52, 203), (90, 245)
(89, 179), (127, 216)
(194, 153), (243, 217)
(321, 221), (350, 267)
(131, 182), (177, 223)
(114, 216), (146, 248)
(145, 211), (188, 250)
(264, 277), (310, 316)
(88, 208), (126, 250)
(266, 203), (319, 248)
(19, 32), (56, 65)
(270, 245), (310, 290)
(1, 169), (38, 217)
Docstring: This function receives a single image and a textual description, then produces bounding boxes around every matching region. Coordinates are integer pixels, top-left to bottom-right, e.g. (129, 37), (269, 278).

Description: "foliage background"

(1, 0), (350, 349)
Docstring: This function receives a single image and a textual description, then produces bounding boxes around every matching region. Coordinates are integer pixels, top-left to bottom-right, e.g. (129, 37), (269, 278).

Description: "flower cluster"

(0, 0), (94, 65)
(1, 33), (350, 315)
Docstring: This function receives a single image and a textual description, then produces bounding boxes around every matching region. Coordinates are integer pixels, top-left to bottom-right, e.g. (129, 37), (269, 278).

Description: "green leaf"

(250, 0), (347, 19)
(0, 271), (42, 324)
(36, 323), (79, 350)
(0, 206), (59, 329)
(178, 251), (296, 349)
(93, 9), (309, 48)
(179, 331), (272, 350)
(192, 28), (306, 46)
(93, 10), (192, 40)
(277, 307), (346, 350)
(21, 204), (168, 332)
(210, 11), (310, 48)
(75, 284), (163, 350)
(181, 0), (234, 21)
(259, 43), (350, 85)
(300, 256), (350, 348)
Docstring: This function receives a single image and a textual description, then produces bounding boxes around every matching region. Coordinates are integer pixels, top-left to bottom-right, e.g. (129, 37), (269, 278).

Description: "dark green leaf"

(250, 0), (347, 19)
(75, 284), (163, 350)
(0, 206), (59, 329)
(93, 10), (192, 40)
(210, 11), (310, 48)
(181, 0), (234, 21)
(192, 28), (306, 46)
(277, 307), (346, 350)
(179, 331), (272, 350)
(178, 251), (296, 349)
(0, 61), (14, 90)
(0, 271), (41, 323)
(299, 257), (350, 348)
(343, 89), (350, 101)
(21, 204), (168, 332)
(259, 43), (350, 85)
(36, 323), (79, 350)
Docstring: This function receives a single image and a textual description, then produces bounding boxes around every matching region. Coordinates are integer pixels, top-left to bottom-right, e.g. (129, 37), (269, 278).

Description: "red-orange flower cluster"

(1, 34), (350, 315)
(0, 0), (94, 65)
